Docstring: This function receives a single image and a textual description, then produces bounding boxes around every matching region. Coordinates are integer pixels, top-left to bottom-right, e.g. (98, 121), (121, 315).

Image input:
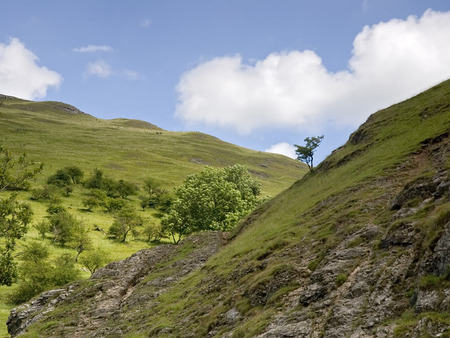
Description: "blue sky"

(1, 1), (450, 162)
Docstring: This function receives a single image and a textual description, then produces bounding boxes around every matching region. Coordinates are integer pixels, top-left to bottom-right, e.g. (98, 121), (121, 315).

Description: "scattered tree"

(49, 211), (81, 246)
(161, 165), (262, 244)
(33, 220), (51, 239)
(294, 135), (324, 171)
(108, 207), (144, 242)
(11, 242), (80, 304)
(68, 223), (93, 262)
(79, 247), (107, 275)
(142, 222), (163, 242)
(0, 146), (42, 285)
(0, 146), (43, 191)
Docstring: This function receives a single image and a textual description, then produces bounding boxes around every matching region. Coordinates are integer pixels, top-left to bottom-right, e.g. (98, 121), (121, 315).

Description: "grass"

(0, 96), (307, 334)
(5, 79), (450, 336)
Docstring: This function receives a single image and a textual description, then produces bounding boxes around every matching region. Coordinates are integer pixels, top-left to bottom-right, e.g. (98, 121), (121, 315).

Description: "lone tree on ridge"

(294, 135), (324, 171)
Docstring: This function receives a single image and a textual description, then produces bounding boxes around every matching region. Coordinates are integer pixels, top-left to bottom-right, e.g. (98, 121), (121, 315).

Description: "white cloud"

(265, 142), (296, 159)
(175, 9), (450, 134)
(85, 59), (112, 78)
(0, 38), (62, 100)
(73, 45), (113, 53)
(122, 69), (140, 81)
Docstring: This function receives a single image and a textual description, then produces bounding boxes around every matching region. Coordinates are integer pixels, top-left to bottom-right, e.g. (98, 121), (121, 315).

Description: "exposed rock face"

(8, 231), (227, 337)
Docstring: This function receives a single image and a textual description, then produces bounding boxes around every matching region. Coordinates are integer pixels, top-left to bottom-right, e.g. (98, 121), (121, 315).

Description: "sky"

(1, 0), (450, 163)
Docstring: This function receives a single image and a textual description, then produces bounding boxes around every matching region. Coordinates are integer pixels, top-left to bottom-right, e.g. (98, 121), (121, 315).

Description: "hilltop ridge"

(0, 95), (305, 195)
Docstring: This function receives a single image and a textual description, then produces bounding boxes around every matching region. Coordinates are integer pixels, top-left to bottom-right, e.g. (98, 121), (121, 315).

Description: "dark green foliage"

(46, 203), (66, 215)
(0, 145), (41, 285)
(0, 252), (17, 286)
(68, 223), (92, 262)
(161, 165), (262, 243)
(52, 253), (80, 285)
(108, 208), (144, 242)
(0, 194), (33, 285)
(63, 166), (84, 184)
(30, 185), (61, 202)
(104, 197), (127, 213)
(114, 179), (139, 199)
(48, 211), (81, 246)
(82, 188), (107, 211)
(11, 242), (80, 304)
(294, 135), (324, 170)
(84, 169), (138, 199)
(143, 223), (163, 242)
(0, 146), (43, 191)
(47, 170), (72, 187)
(33, 220), (51, 239)
(84, 169), (105, 190)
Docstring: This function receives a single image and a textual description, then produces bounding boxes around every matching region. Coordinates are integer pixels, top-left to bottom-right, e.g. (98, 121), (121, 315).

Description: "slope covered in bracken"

(7, 80), (450, 337)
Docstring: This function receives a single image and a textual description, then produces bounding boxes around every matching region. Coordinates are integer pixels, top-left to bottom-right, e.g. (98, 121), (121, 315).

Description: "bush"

(79, 247), (107, 275)
(11, 243), (80, 304)
(143, 223), (163, 242)
(33, 220), (51, 239)
(108, 208), (144, 242)
(49, 211), (81, 246)
(335, 273), (347, 286)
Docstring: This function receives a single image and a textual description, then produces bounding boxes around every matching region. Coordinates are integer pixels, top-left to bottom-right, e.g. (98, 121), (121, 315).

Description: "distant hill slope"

(7, 80), (450, 337)
(0, 97), (306, 196)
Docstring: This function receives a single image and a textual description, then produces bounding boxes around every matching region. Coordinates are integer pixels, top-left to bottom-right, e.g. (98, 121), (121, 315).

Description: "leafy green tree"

(0, 146), (43, 191)
(47, 169), (72, 187)
(30, 185), (61, 203)
(294, 135), (324, 171)
(108, 207), (144, 242)
(11, 242), (80, 304)
(161, 165), (261, 244)
(82, 188), (107, 211)
(114, 179), (139, 199)
(79, 247), (107, 275)
(51, 253), (80, 285)
(142, 222), (163, 242)
(0, 194), (33, 285)
(104, 197), (128, 213)
(33, 220), (51, 239)
(0, 146), (42, 285)
(68, 223), (93, 262)
(49, 211), (80, 246)
(140, 177), (172, 211)
(63, 166), (84, 184)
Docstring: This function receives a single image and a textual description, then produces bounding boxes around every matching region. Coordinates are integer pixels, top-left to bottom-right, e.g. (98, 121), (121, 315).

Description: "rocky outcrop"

(8, 231), (227, 337)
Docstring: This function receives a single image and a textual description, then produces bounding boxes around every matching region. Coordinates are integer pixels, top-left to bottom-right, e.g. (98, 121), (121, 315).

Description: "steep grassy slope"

(0, 95), (306, 337)
(0, 96), (305, 195)
(6, 80), (450, 337)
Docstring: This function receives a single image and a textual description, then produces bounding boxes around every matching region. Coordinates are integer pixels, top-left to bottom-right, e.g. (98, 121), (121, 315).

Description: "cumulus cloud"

(85, 59), (112, 78)
(73, 45), (113, 53)
(176, 9), (450, 134)
(0, 38), (62, 100)
(265, 142), (296, 159)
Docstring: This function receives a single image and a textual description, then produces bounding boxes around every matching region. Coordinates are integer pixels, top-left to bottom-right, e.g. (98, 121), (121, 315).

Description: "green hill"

(0, 95), (306, 336)
(5, 79), (450, 337)
(0, 95), (305, 195)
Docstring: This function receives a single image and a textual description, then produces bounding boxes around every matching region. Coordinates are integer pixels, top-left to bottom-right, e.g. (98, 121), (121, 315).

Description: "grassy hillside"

(0, 96), (307, 337)
(0, 96), (305, 195)
(10, 79), (450, 337)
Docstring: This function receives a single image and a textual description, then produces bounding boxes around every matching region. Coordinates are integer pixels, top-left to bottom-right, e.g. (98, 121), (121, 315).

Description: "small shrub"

(335, 273), (347, 286)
